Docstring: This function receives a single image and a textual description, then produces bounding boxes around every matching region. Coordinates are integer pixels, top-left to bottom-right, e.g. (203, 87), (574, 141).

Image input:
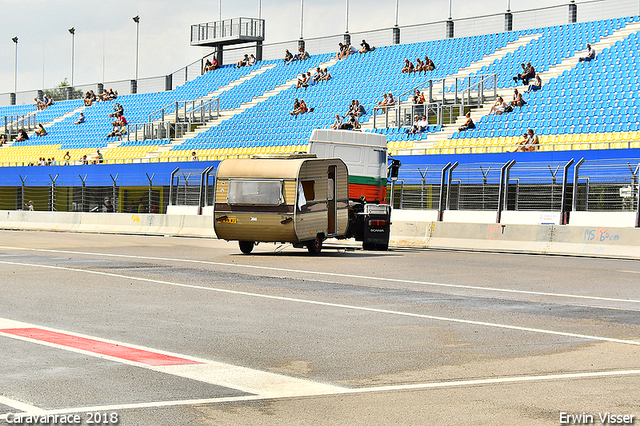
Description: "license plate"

(217, 217), (236, 224)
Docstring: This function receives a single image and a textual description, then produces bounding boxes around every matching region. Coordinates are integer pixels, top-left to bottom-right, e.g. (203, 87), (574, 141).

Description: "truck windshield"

(227, 179), (284, 206)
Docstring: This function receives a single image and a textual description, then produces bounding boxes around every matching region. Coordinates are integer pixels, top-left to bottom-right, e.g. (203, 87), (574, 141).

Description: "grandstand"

(0, 2), (639, 217)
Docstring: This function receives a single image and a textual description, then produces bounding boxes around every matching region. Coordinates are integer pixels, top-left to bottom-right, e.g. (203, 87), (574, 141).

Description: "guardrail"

(148, 98), (221, 125)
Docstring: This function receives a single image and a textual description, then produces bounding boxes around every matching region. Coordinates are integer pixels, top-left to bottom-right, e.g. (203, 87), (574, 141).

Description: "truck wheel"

(238, 241), (255, 254)
(307, 236), (323, 255)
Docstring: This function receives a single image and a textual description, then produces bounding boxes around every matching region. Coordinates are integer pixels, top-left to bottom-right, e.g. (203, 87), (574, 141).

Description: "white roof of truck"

(309, 129), (387, 148)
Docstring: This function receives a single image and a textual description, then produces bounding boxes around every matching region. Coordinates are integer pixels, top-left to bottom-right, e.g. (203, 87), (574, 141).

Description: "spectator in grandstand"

(524, 128), (539, 151)
(284, 49), (293, 63)
(0, 134), (6, 146)
(35, 123), (47, 137)
(96, 149), (104, 164)
(510, 88), (527, 108)
(82, 154), (88, 165)
(425, 56), (435, 71)
(579, 43), (596, 62)
(336, 43), (347, 60)
(417, 115), (428, 133)
(291, 99), (309, 116)
(407, 115), (420, 134)
(359, 40), (373, 54)
(458, 112), (475, 131)
(302, 71), (312, 88)
(376, 93), (389, 111)
(109, 103), (124, 118)
(43, 94), (54, 109)
(294, 47), (310, 61)
(191, 151), (198, 161)
(330, 114), (343, 130)
(348, 113), (361, 129)
(346, 42), (358, 57)
(513, 62), (535, 85)
(203, 59), (214, 73)
(34, 98), (45, 111)
(15, 128), (28, 142)
(248, 54), (257, 66)
(489, 96), (507, 115)
(290, 98), (301, 114)
(354, 100), (366, 118)
(412, 89), (425, 104)
(26, 200), (34, 211)
(236, 54), (250, 68)
(211, 57), (219, 70)
(321, 68), (332, 81)
(63, 151), (71, 165)
(413, 57), (424, 73)
(526, 73), (542, 93)
(75, 112), (85, 125)
(401, 59), (414, 73)
(312, 67), (323, 84)
(386, 92), (396, 107)
(84, 91), (93, 106)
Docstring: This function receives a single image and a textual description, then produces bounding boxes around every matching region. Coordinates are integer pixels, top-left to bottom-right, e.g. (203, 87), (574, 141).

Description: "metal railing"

(3, 114), (38, 136)
(191, 18), (265, 44)
(148, 98), (221, 125)
(373, 74), (498, 128)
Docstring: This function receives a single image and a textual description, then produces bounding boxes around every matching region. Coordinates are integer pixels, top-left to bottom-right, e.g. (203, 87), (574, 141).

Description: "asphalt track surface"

(0, 230), (639, 426)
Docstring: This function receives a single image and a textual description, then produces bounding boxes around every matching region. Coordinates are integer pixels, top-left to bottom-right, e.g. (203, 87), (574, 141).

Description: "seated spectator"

(290, 98), (301, 115)
(359, 39), (373, 54)
(348, 113), (360, 129)
(458, 112), (475, 131)
(35, 123), (47, 137)
(15, 128), (28, 142)
(524, 128), (539, 151)
(336, 42), (347, 60)
(414, 57), (424, 73)
(417, 115), (428, 133)
(346, 42), (358, 58)
(579, 43), (596, 62)
(407, 115), (421, 134)
(82, 154), (88, 165)
(83, 91), (93, 106)
(489, 97), (506, 115)
(96, 150), (104, 164)
(401, 58), (414, 73)
(248, 54), (257, 66)
(63, 151), (71, 165)
(412, 89), (425, 104)
(191, 151), (198, 161)
(425, 56), (435, 71)
(330, 114), (343, 130)
(43, 94), (54, 109)
(236, 54), (250, 68)
(294, 47), (310, 61)
(0, 134), (6, 146)
(283, 49), (293, 63)
(376, 93), (388, 110)
(75, 112), (85, 125)
(510, 88), (526, 108)
(203, 59), (214, 73)
(211, 57), (219, 70)
(321, 68), (332, 81)
(513, 62), (535, 85)
(386, 92), (396, 107)
(302, 71), (312, 88)
(354, 100), (366, 118)
(295, 74), (307, 89)
(514, 132), (529, 152)
(111, 89), (118, 100)
(34, 98), (45, 111)
(109, 103), (124, 118)
(526, 73), (542, 93)
(312, 67), (323, 84)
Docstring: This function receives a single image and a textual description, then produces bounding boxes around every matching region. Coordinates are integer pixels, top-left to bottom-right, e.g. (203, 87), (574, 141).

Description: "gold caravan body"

(214, 157), (349, 244)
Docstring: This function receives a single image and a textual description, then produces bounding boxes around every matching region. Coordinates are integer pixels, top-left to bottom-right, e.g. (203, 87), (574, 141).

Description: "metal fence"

(389, 158), (640, 220)
(2, 0), (639, 106)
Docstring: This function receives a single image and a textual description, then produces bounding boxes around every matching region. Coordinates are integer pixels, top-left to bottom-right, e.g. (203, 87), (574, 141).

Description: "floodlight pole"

(133, 16), (140, 83)
(300, 0), (304, 40)
(69, 27), (75, 86)
(12, 37), (18, 96)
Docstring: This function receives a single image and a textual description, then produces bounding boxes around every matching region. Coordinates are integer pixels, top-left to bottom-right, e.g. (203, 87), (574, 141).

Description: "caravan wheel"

(238, 241), (255, 254)
(306, 236), (323, 255)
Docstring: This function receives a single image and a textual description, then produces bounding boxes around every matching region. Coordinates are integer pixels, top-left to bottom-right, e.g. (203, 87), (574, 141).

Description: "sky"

(0, 0), (583, 94)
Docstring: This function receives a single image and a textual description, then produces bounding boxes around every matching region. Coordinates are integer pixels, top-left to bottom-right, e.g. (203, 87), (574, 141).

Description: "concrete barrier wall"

(2, 209), (640, 259)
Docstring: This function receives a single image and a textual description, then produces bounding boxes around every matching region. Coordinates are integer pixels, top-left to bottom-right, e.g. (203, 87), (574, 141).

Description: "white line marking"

(0, 245), (639, 306)
(0, 396), (45, 415)
(2, 368), (640, 419)
(619, 270), (640, 275)
(0, 317), (344, 399)
(1, 260), (639, 347)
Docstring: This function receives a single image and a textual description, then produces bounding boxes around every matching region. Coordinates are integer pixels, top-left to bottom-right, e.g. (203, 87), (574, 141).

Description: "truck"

(213, 130), (393, 254)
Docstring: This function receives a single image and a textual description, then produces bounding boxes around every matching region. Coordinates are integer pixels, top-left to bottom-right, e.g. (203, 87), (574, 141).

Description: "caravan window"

(227, 179), (284, 205)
